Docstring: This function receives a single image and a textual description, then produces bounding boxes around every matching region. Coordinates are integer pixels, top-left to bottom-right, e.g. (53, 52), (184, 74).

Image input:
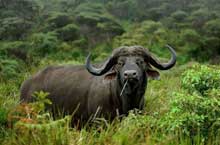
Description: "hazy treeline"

(0, 0), (220, 81)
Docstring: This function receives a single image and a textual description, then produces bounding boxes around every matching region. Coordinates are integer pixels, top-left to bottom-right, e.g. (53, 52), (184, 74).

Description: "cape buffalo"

(20, 45), (176, 124)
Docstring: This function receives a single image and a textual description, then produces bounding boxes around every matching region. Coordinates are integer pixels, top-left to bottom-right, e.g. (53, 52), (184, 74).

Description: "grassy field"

(0, 61), (220, 145)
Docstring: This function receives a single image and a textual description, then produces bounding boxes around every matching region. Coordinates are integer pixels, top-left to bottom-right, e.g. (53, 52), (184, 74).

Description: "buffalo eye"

(136, 60), (144, 66)
(118, 61), (124, 66)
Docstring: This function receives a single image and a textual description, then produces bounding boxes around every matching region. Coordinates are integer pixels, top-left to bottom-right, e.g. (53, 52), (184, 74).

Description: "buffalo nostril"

(124, 73), (128, 79)
(124, 70), (137, 79)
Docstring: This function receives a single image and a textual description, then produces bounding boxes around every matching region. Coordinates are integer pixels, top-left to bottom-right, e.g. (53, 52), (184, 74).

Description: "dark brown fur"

(20, 65), (123, 123)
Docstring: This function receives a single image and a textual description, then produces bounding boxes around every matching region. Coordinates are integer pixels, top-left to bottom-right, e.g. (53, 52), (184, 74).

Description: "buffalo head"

(86, 45), (176, 112)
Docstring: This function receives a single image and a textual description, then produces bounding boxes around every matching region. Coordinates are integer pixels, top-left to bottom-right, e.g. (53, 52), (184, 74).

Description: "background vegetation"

(0, 0), (220, 144)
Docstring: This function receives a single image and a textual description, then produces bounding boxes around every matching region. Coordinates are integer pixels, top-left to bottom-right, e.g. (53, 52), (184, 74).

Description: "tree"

(203, 19), (220, 37)
(0, 17), (32, 40)
(171, 10), (188, 22)
(74, 2), (124, 46)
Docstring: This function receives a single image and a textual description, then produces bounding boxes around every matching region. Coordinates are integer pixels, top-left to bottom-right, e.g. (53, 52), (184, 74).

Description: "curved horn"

(148, 45), (176, 70)
(86, 53), (116, 76)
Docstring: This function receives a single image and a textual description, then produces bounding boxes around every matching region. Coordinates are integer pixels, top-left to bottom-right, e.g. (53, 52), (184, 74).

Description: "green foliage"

(203, 19), (220, 37)
(161, 91), (220, 136)
(0, 108), (7, 126)
(189, 9), (212, 29)
(111, 112), (149, 145)
(182, 65), (220, 95)
(0, 59), (21, 81)
(32, 91), (52, 113)
(5, 91), (71, 145)
(11, 116), (70, 145)
(1, 0), (220, 62)
(0, 0), (39, 20)
(75, 3), (111, 26)
(106, 0), (139, 21)
(171, 10), (188, 22)
(74, 2), (124, 45)
(30, 32), (59, 55)
(0, 82), (19, 139)
(46, 12), (73, 30)
(0, 17), (32, 40)
(0, 41), (30, 61)
(158, 65), (220, 143)
(180, 29), (201, 44)
(55, 24), (80, 41)
(1, 62), (220, 144)
(140, 20), (163, 34)
(113, 20), (163, 47)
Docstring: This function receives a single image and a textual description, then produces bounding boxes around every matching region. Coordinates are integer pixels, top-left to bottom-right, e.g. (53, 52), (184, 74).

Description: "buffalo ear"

(146, 69), (160, 80)
(104, 71), (117, 80)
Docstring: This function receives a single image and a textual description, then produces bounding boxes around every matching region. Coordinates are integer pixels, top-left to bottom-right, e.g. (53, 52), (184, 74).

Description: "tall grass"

(0, 63), (220, 145)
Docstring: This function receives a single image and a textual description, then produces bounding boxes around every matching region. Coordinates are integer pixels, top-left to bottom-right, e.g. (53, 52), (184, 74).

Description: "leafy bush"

(158, 64), (220, 143)
(181, 65), (220, 95)
(180, 29), (201, 44)
(0, 41), (30, 61)
(140, 20), (163, 34)
(0, 59), (21, 81)
(30, 32), (59, 55)
(97, 21), (124, 35)
(5, 91), (71, 145)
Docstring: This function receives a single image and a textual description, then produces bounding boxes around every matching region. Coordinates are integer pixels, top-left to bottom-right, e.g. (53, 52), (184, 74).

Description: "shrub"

(140, 20), (163, 34)
(181, 65), (220, 95)
(30, 32), (59, 55)
(5, 91), (71, 145)
(97, 21), (124, 36)
(0, 41), (30, 61)
(180, 29), (201, 44)
(159, 64), (220, 142)
(0, 59), (21, 81)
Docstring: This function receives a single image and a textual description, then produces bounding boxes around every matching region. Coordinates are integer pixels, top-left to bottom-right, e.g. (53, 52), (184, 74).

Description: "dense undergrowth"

(0, 63), (220, 145)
